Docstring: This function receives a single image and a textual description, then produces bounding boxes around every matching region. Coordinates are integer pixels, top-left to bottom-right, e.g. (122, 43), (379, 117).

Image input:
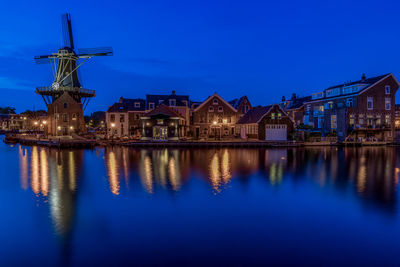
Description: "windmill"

(34, 13), (112, 135)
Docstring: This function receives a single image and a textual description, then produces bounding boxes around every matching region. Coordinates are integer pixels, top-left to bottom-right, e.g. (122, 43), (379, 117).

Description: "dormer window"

(385, 85), (390, 94)
(149, 103), (155, 110)
(64, 103), (68, 109)
(169, 99), (176, 106)
(218, 106), (223, 112)
(271, 113), (275, 119)
(134, 102), (140, 108)
(209, 106), (214, 112)
(213, 99), (218, 105)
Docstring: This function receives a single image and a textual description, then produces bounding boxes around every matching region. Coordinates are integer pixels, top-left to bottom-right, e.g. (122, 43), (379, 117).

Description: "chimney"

(119, 97), (123, 103)
(361, 73), (366, 81)
(281, 96), (286, 102)
(172, 90), (176, 95)
(291, 93), (297, 102)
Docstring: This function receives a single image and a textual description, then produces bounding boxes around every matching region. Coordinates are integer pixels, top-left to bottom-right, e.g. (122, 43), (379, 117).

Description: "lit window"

(278, 113), (282, 119)
(385, 115), (391, 125)
(385, 85), (390, 94)
(385, 98), (391, 110)
(271, 113), (275, 119)
(367, 97), (373, 110)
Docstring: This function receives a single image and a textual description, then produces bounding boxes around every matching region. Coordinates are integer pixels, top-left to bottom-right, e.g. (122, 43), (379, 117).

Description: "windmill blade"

(62, 13), (74, 49)
(34, 55), (57, 64)
(77, 47), (113, 58)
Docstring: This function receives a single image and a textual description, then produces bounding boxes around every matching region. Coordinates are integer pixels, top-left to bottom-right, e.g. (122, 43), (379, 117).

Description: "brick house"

(236, 104), (294, 140)
(47, 92), (86, 135)
(106, 97), (146, 138)
(303, 73), (399, 141)
(192, 93), (239, 139)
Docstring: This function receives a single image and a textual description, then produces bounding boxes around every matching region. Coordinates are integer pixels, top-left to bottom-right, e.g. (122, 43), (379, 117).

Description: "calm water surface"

(0, 140), (400, 266)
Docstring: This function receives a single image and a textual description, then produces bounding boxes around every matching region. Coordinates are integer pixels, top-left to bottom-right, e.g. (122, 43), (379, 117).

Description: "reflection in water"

(18, 146), (82, 237)
(18, 146), (400, 226)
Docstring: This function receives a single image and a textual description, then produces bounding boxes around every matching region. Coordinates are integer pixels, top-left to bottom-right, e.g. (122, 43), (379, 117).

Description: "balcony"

(36, 86), (96, 97)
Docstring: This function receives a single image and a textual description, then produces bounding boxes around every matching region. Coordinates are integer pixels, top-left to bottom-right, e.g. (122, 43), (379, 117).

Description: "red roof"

(144, 104), (182, 118)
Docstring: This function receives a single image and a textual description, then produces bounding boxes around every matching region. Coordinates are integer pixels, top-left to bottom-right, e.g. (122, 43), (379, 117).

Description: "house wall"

(193, 95), (238, 138)
(47, 92), (85, 136)
(258, 105), (294, 140)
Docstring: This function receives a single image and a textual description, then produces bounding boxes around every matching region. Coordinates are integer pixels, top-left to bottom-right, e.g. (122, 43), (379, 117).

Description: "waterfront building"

(228, 96), (252, 116)
(140, 105), (186, 141)
(284, 94), (312, 127)
(192, 93), (239, 139)
(236, 104), (294, 140)
(303, 73), (399, 142)
(106, 97), (146, 138)
(146, 91), (191, 136)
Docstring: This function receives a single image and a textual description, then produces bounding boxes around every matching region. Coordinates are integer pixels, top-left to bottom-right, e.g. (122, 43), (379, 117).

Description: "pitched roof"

(146, 92), (189, 107)
(237, 105), (272, 124)
(228, 96), (247, 109)
(107, 98), (146, 112)
(326, 73), (390, 90)
(287, 96), (312, 110)
(194, 93), (237, 112)
(144, 104), (182, 118)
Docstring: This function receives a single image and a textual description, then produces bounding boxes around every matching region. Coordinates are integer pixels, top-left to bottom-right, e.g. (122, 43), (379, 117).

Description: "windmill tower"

(35, 13), (112, 136)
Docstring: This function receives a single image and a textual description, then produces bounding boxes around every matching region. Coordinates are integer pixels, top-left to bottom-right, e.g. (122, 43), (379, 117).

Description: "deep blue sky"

(1, 0), (400, 113)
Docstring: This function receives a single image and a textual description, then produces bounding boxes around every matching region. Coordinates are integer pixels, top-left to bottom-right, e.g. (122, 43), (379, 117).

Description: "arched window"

(64, 103), (68, 109)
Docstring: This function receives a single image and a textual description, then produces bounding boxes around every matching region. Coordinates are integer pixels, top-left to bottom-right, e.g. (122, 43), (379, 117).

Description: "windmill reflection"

(18, 146), (82, 237)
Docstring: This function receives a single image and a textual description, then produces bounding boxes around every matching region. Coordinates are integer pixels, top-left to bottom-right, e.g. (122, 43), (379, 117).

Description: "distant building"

(106, 97), (146, 138)
(236, 104), (294, 140)
(303, 73), (399, 141)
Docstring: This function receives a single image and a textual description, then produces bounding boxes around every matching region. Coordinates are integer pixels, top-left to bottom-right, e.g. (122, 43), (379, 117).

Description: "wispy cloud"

(0, 76), (33, 90)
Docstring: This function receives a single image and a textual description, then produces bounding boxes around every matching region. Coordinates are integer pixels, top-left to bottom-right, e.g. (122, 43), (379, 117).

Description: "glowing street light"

(42, 120), (47, 125)
(213, 121), (217, 125)
(111, 123), (116, 128)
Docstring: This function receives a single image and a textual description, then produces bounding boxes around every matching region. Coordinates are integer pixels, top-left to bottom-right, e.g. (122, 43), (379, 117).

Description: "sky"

(1, 0), (400, 113)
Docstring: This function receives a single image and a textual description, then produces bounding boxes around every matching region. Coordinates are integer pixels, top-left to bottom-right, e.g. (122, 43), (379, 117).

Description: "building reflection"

(18, 146), (83, 237)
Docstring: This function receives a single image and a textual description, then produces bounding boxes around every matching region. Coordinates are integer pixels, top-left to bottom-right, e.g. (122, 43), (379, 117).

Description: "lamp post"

(212, 121), (217, 140)
(42, 120), (47, 137)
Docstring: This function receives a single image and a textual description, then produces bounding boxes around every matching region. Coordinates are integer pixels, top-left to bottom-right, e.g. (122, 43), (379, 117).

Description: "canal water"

(0, 141), (399, 266)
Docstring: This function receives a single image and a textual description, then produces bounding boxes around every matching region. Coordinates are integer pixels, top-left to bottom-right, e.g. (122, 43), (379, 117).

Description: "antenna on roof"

(361, 73), (366, 81)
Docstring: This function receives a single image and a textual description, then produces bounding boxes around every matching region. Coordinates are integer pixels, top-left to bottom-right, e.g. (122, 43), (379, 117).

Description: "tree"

(0, 107), (16, 114)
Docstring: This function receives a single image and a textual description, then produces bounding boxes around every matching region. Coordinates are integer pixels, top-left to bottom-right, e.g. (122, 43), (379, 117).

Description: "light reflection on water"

(5, 144), (400, 265)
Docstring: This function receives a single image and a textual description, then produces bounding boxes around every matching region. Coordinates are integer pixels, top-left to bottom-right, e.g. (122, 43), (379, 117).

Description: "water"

(0, 141), (399, 266)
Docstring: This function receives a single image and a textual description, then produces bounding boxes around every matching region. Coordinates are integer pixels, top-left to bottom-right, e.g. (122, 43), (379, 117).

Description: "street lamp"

(111, 123), (116, 140)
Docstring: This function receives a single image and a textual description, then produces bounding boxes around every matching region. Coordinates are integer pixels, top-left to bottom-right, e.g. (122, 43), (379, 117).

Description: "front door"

(153, 126), (168, 141)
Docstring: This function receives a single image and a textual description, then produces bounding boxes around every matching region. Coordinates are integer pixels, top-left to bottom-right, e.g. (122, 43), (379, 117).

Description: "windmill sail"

(62, 13), (74, 49)
(77, 47), (113, 57)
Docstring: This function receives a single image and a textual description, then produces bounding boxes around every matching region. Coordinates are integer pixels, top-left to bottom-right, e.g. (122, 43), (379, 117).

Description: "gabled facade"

(303, 73), (399, 141)
(285, 95), (312, 127)
(106, 97), (146, 138)
(228, 96), (252, 116)
(236, 104), (294, 140)
(192, 93), (238, 139)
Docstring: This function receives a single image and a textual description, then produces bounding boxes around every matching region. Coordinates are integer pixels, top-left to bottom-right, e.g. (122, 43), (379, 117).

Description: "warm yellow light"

(213, 121), (217, 125)
(70, 126), (74, 130)
(111, 123), (116, 128)
(223, 119), (227, 124)
(42, 120), (47, 125)
(57, 126), (61, 130)
(34, 121), (38, 125)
